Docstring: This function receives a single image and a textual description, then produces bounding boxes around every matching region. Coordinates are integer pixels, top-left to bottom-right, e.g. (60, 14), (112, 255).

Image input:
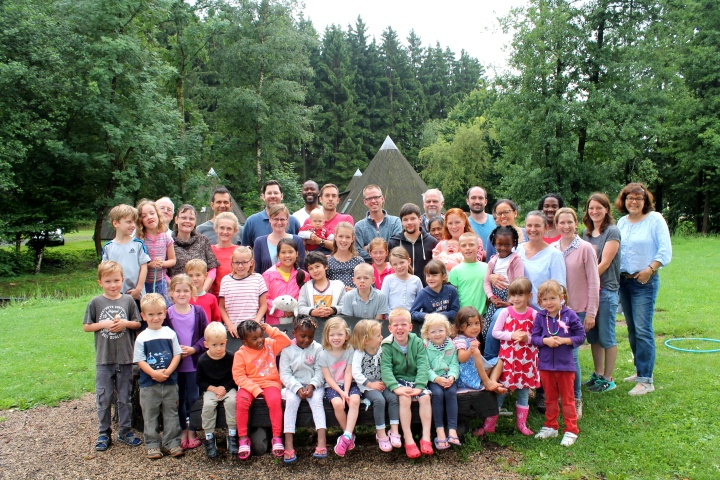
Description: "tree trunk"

(14, 233), (22, 254)
(94, 213), (104, 257)
(702, 173), (709, 234)
(33, 244), (45, 274)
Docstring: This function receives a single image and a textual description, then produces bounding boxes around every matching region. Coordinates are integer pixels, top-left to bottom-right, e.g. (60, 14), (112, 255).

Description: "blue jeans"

(587, 289), (619, 348)
(483, 307), (505, 360)
(177, 371), (199, 430)
(497, 387), (530, 409)
(428, 381), (458, 430)
(574, 312), (584, 400)
(619, 274), (659, 383)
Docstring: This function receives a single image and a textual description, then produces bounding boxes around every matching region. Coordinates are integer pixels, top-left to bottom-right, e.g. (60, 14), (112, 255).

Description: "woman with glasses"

(254, 204), (306, 274)
(484, 199), (528, 260)
(169, 204), (220, 294)
(615, 183), (672, 396)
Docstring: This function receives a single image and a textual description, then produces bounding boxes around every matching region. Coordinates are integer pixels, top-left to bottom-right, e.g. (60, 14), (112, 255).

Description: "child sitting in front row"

(531, 280), (585, 447)
(195, 322), (238, 458)
(318, 317), (362, 457)
(232, 320), (292, 459)
(422, 313), (461, 449)
(381, 308), (434, 458)
(351, 320), (401, 452)
(340, 263), (390, 320)
(279, 317), (327, 462)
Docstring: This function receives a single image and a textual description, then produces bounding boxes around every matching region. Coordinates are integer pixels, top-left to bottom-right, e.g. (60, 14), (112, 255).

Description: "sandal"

(117, 431), (142, 447)
(404, 442), (421, 459)
(283, 449), (297, 463)
(447, 435), (462, 446)
(95, 433), (111, 452)
(433, 437), (451, 450)
(313, 447), (328, 459)
(388, 432), (402, 449)
(376, 434), (393, 452)
(271, 437), (285, 458)
(180, 439), (189, 450)
(237, 437), (251, 460)
(146, 447), (163, 460)
(419, 439), (434, 456)
(185, 437), (202, 450)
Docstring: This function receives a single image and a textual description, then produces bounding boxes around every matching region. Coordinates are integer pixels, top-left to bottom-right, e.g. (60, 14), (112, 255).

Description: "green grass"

(0, 237), (718, 478)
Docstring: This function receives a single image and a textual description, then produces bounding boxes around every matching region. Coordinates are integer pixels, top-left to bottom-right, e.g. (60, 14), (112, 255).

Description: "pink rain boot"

(473, 415), (498, 436)
(515, 404), (534, 436)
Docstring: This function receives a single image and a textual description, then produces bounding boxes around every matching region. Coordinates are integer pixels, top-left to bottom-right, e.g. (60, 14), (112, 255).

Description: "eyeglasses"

(232, 260), (252, 266)
(364, 195), (382, 202)
(270, 218), (288, 223)
(626, 196), (645, 203)
(496, 210), (514, 217)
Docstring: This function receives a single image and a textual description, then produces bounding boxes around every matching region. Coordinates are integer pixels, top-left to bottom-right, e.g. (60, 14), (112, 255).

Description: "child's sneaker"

(227, 434), (239, 456)
(498, 407), (513, 417)
(534, 427), (559, 439)
(204, 436), (218, 458)
(628, 382), (655, 396)
(589, 378), (616, 393)
(334, 434), (353, 457)
(623, 373), (637, 383)
(560, 432), (578, 446)
(583, 372), (601, 388)
(146, 448), (163, 460)
(167, 445), (185, 457)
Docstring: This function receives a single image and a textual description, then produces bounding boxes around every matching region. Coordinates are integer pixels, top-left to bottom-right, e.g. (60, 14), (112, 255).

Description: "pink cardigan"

(261, 265), (305, 325)
(556, 238), (600, 318)
(484, 252), (525, 297)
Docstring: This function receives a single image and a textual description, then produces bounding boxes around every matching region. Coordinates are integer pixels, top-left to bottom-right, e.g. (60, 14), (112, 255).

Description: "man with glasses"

(354, 185), (402, 262)
(302, 183), (353, 251)
(421, 188), (445, 230)
(197, 187), (243, 245)
(241, 180), (300, 247)
(466, 186), (495, 258)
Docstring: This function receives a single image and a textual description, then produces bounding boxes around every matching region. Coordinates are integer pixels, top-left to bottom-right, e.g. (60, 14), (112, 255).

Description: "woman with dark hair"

(615, 183), (671, 396)
(582, 193), (621, 393)
(538, 193), (564, 244)
(169, 204), (219, 294)
(485, 199), (528, 271)
(254, 204), (306, 274)
(262, 238), (307, 325)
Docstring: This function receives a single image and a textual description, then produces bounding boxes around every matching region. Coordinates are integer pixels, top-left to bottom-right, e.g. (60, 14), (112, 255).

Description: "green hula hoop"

(664, 338), (720, 353)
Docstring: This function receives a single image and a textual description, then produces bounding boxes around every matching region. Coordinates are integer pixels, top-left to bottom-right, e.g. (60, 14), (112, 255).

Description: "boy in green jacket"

(381, 308), (433, 458)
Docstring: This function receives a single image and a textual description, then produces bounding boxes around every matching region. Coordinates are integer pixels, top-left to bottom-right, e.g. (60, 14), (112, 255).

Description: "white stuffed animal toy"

(269, 295), (299, 323)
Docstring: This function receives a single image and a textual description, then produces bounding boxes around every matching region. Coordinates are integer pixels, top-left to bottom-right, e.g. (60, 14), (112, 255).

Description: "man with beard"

(421, 189), (444, 230)
(197, 187), (243, 244)
(241, 180), (300, 247)
(466, 186), (495, 258)
(303, 183), (354, 251)
(354, 185), (402, 262)
(292, 180), (319, 225)
(388, 203), (437, 286)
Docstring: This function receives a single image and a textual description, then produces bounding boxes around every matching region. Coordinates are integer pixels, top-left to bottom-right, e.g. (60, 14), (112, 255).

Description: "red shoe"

(419, 439), (434, 456)
(404, 442), (421, 459)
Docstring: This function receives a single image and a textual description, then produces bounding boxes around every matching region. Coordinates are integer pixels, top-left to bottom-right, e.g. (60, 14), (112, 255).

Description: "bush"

(674, 220), (697, 237)
(42, 248), (97, 271)
(0, 250), (34, 277)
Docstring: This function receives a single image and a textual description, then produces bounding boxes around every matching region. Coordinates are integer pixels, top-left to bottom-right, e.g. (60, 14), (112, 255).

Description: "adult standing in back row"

(302, 183), (354, 251)
(466, 186), (496, 259)
(354, 185), (402, 262)
(197, 187), (243, 245)
(242, 180), (301, 247)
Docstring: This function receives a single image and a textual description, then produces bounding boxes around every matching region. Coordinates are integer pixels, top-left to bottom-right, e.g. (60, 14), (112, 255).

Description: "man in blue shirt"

(354, 185), (402, 262)
(241, 180), (300, 246)
(466, 186), (495, 259)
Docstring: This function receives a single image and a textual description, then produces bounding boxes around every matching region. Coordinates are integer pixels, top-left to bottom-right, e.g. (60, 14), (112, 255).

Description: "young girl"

(410, 260), (460, 325)
(327, 222), (365, 290)
(262, 238), (307, 325)
(381, 247), (423, 311)
(232, 320), (292, 459)
(318, 317), (361, 457)
(165, 274), (208, 450)
(298, 252), (346, 318)
(486, 277), (539, 436)
(279, 317), (327, 462)
(219, 247), (267, 336)
(422, 313), (460, 449)
(186, 259), (221, 323)
(210, 212), (239, 295)
(483, 226), (524, 342)
(368, 237), (393, 290)
(531, 280), (585, 447)
(452, 307), (506, 395)
(136, 199), (176, 302)
(351, 320), (401, 452)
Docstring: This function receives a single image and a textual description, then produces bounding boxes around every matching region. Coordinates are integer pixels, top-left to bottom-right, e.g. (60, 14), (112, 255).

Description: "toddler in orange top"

(232, 320), (291, 460)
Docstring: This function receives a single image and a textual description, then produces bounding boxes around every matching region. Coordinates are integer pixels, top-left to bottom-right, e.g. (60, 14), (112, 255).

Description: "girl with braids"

(261, 238), (307, 325)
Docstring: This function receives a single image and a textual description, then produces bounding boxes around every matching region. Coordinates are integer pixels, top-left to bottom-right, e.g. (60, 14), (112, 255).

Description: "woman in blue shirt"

(615, 183), (672, 396)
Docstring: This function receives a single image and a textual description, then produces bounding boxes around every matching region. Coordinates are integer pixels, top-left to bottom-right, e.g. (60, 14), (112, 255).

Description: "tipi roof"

(339, 136), (429, 222)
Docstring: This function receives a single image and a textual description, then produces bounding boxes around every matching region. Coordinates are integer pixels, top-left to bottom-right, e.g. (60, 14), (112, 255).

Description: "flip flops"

(283, 449), (297, 463)
(313, 447), (328, 459)
(447, 435), (462, 446)
(433, 437), (451, 450)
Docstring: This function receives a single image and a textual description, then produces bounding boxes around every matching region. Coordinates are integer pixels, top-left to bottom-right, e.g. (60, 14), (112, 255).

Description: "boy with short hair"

(196, 322), (238, 458)
(83, 261), (143, 452)
(381, 308), (434, 458)
(186, 259), (221, 322)
(448, 232), (489, 315)
(340, 263), (389, 319)
(134, 293), (184, 459)
(102, 204), (151, 300)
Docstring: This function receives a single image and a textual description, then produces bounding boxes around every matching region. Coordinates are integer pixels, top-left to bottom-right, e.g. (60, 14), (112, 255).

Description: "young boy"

(102, 204), (151, 301)
(186, 259), (221, 323)
(196, 322), (238, 458)
(448, 232), (489, 315)
(340, 263), (389, 319)
(83, 261), (143, 451)
(380, 308), (433, 458)
(134, 293), (184, 459)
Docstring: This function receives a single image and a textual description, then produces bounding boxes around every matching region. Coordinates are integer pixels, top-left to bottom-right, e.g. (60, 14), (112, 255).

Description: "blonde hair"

(97, 261), (123, 280)
(421, 313), (452, 340)
(351, 319), (382, 350)
(184, 258), (208, 275)
(322, 316), (351, 350)
(458, 232), (479, 244)
(204, 322), (228, 342)
(141, 292), (167, 312)
(169, 274), (197, 297)
(353, 262), (374, 278)
(331, 221), (357, 255)
(537, 279), (565, 302)
(388, 246), (413, 274)
(213, 211), (239, 230)
(135, 199), (167, 238)
(109, 204), (138, 223)
(388, 307), (411, 326)
(232, 246), (254, 273)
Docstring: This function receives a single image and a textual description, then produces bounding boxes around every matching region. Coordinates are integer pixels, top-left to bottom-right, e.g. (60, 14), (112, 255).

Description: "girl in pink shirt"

(262, 238), (307, 325)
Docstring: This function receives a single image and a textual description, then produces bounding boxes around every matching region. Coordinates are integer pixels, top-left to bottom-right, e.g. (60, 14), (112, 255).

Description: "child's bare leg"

(489, 359), (503, 382)
(390, 423), (400, 435)
(418, 395), (432, 442)
(330, 398), (347, 430)
(284, 432), (294, 452)
(317, 428), (327, 449)
(475, 351), (506, 393)
(398, 395), (414, 443)
(345, 395), (361, 433)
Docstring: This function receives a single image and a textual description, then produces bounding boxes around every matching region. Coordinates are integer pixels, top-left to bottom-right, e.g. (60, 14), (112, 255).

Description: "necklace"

(545, 312), (561, 336)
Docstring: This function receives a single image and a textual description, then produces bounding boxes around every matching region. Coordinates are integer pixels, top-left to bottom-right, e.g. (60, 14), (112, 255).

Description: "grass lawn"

(0, 236), (718, 478)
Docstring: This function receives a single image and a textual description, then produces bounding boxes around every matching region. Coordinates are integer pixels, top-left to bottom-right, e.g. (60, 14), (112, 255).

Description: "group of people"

(85, 179), (672, 461)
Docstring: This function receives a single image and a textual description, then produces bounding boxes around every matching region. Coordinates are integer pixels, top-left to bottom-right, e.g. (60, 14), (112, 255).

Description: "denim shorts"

(397, 379), (431, 399)
(324, 382), (361, 401)
(586, 288), (619, 348)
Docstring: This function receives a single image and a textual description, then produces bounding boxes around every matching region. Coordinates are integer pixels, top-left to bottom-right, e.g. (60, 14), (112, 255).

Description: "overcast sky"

(300, 0), (528, 76)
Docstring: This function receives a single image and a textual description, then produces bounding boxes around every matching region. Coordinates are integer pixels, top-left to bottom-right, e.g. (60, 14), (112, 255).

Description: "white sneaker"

(499, 407), (512, 417)
(575, 398), (583, 420)
(534, 427), (559, 439)
(628, 382), (655, 396)
(560, 432), (578, 447)
(623, 373), (637, 383)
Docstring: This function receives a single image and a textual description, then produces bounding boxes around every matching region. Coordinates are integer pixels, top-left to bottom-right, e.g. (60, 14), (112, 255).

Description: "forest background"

(1, 0), (718, 271)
